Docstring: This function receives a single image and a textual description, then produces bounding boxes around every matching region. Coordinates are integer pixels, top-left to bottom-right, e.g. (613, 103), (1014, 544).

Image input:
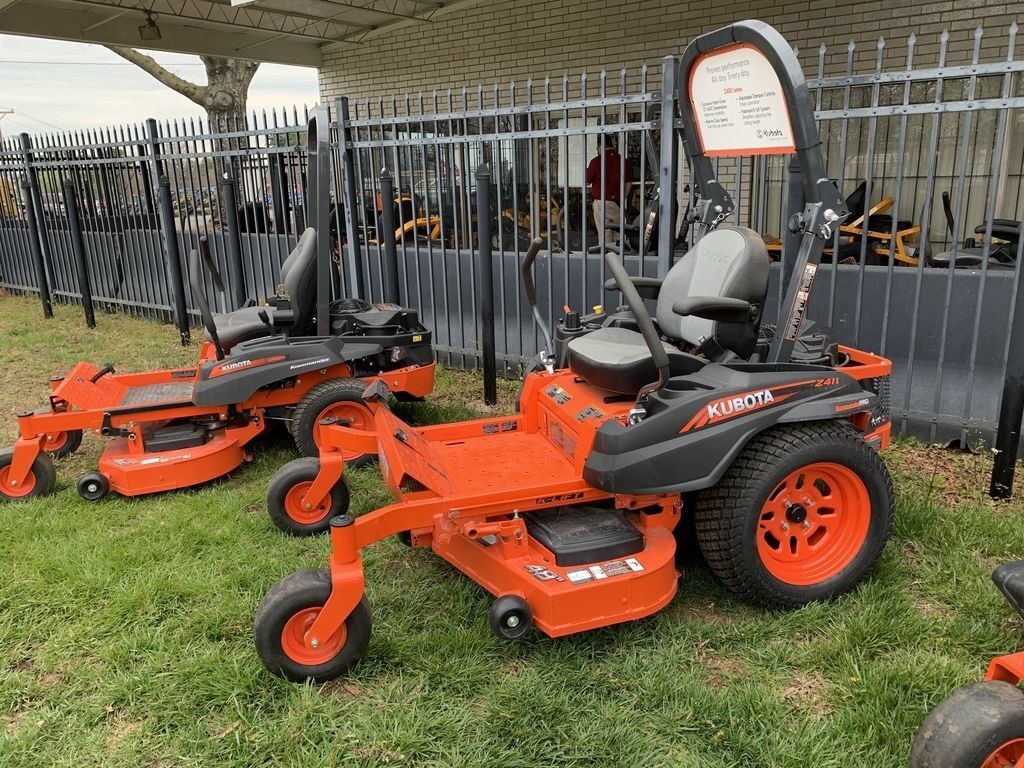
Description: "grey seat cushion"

(567, 327), (704, 395)
(207, 306), (279, 349)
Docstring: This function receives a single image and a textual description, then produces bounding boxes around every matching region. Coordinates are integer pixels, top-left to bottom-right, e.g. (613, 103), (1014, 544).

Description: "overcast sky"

(0, 33), (320, 137)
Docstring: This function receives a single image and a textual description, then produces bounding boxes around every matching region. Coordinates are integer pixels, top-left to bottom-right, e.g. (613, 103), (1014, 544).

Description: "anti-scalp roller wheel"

(488, 595), (532, 641)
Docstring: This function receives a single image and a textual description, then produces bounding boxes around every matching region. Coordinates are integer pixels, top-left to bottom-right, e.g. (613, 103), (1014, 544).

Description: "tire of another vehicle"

(910, 681), (1024, 768)
(291, 378), (375, 467)
(0, 449), (56, 501)
(694, 421), (894, 608)
(43, 429), (83, 459)
(253, 569), (372, 684)
(266, 457), (350, 536)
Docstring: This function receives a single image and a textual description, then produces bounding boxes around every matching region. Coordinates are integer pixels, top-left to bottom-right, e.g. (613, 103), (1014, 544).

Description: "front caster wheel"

(266, 457), (349, 536)
(0, 449), (56, 501)
(254, 569), (372, 683)
(77, 472), (109, 502)
(910, 681), (1024, 768)
(489, 595), (532, 641)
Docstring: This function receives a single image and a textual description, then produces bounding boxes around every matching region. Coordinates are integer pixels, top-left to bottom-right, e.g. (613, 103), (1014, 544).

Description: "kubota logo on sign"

(679, 379), (822, 433)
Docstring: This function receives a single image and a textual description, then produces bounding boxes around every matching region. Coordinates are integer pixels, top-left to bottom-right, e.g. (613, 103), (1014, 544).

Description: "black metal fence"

(1, 23), (1022, 454)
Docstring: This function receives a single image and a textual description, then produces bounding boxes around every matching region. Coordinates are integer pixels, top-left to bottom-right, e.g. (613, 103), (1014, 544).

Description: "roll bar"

(675, 20), (848, 363)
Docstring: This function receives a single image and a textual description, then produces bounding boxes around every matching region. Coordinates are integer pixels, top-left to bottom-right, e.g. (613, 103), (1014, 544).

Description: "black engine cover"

(525, 505), (643, 567)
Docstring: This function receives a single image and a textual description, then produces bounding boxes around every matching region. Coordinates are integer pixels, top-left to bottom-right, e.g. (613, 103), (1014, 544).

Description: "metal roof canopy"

(0, 0), (480, 66)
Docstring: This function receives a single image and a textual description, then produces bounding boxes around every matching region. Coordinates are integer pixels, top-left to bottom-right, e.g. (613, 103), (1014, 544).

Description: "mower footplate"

(121, 382), (195, 405)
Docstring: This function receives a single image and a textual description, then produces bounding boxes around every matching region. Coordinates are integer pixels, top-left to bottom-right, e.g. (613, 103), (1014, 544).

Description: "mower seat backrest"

(280, 227), (318, 331)
(656, 226), (769, 360)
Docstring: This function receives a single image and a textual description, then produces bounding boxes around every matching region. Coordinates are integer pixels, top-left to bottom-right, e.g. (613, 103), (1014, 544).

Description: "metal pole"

(270, 153), (291, 235)
(657, 56), (680, 277)
(990, 237), (1024, 498)
(336, 97), (365, 299)
(145, 119), (189, 345)
(220, 164), (247, 309)
(61, 180), (96, 328)
(307, 106), (332, 333)
(781, 155), (804, 290)
(476, 163), (497, 405)
(19, 133), (54, 317)
(19, 179), (52, 319)
(379, 168), (400, 304)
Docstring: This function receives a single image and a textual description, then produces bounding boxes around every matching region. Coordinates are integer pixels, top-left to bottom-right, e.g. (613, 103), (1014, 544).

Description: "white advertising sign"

(688, 43), (796, 156)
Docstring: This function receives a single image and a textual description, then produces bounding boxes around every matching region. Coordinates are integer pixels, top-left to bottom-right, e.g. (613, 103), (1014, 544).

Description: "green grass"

(1, 292), (1024, 767)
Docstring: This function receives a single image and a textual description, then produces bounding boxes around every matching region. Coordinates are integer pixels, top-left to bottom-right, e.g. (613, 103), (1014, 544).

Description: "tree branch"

(106, 46), (206, 105)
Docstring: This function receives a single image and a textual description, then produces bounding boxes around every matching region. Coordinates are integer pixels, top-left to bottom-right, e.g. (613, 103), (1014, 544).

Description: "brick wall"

(319, 0), (1019, 103)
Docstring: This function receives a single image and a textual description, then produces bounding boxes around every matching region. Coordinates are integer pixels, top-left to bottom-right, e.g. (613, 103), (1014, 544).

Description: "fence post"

(476, 163), (497, 405)
(220, 163), (247, 309)
(270, 154), (291, 235)
(378, 168), (401, 304)
(336, 96), (365, 299)
(144, 118), (190, 346)
(990, 256), (1024, 498)
(657, 56), (680, 277)
(19, 179), (52, 319)
(61, 180), (96, 328)
(19, 133), (53, 318)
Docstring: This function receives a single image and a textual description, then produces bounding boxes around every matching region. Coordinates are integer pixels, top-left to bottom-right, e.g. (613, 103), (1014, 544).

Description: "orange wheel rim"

(982, 738), (1024, 768)
(280, 606), (347, 666)
(283, 481), (332, 525)
(314, 401), (373, 461)
(42, 432), (68, 452)
(0, 466), (36, 498)
(756, 462), (871, 586)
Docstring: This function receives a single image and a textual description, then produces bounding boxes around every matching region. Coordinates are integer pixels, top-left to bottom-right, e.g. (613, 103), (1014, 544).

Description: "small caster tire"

(77, 472), (110, 502)
(489, 595), (532, 641)
(254, 569), (372, 683)
(910, 680), (1024, 768)
(267, 457), (349, 536)
(0, 449), (56, 501)
(43, 429), (83, 459)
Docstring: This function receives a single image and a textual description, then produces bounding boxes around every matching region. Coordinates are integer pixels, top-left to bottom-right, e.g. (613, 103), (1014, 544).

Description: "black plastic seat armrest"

(673, 296), (754, 323)
(602, 276), (663, 300)
(270, 308), (295, 326)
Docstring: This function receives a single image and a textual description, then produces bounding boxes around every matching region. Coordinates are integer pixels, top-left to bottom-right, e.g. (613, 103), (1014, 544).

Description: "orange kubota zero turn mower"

(252, 21), (896, 683)
(0, 112), (435, 504)
(910, 561), (1024, 768)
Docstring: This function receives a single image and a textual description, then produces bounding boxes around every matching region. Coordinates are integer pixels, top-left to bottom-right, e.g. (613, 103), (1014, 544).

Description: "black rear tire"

(694, 421), (893, 608)
(291, 378), (375, 467)
(910, 681), (1024, 768)
(254, 569), (372, 683)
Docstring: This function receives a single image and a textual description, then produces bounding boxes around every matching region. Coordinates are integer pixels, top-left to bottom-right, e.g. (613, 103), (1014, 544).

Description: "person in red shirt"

(586, 136), (633, 246)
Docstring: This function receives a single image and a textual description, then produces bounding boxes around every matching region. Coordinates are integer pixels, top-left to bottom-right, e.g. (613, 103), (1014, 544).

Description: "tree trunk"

(105, 47), (259, 133)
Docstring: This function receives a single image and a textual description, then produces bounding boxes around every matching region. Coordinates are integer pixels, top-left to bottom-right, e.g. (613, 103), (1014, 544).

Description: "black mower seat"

(568, 226), (769, 395)
(207, 227), (318, 349)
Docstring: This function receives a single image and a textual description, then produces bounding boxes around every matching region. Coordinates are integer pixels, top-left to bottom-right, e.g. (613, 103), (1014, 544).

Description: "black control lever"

(257, 308), (274, 334)
(199, 236), (225, 293)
